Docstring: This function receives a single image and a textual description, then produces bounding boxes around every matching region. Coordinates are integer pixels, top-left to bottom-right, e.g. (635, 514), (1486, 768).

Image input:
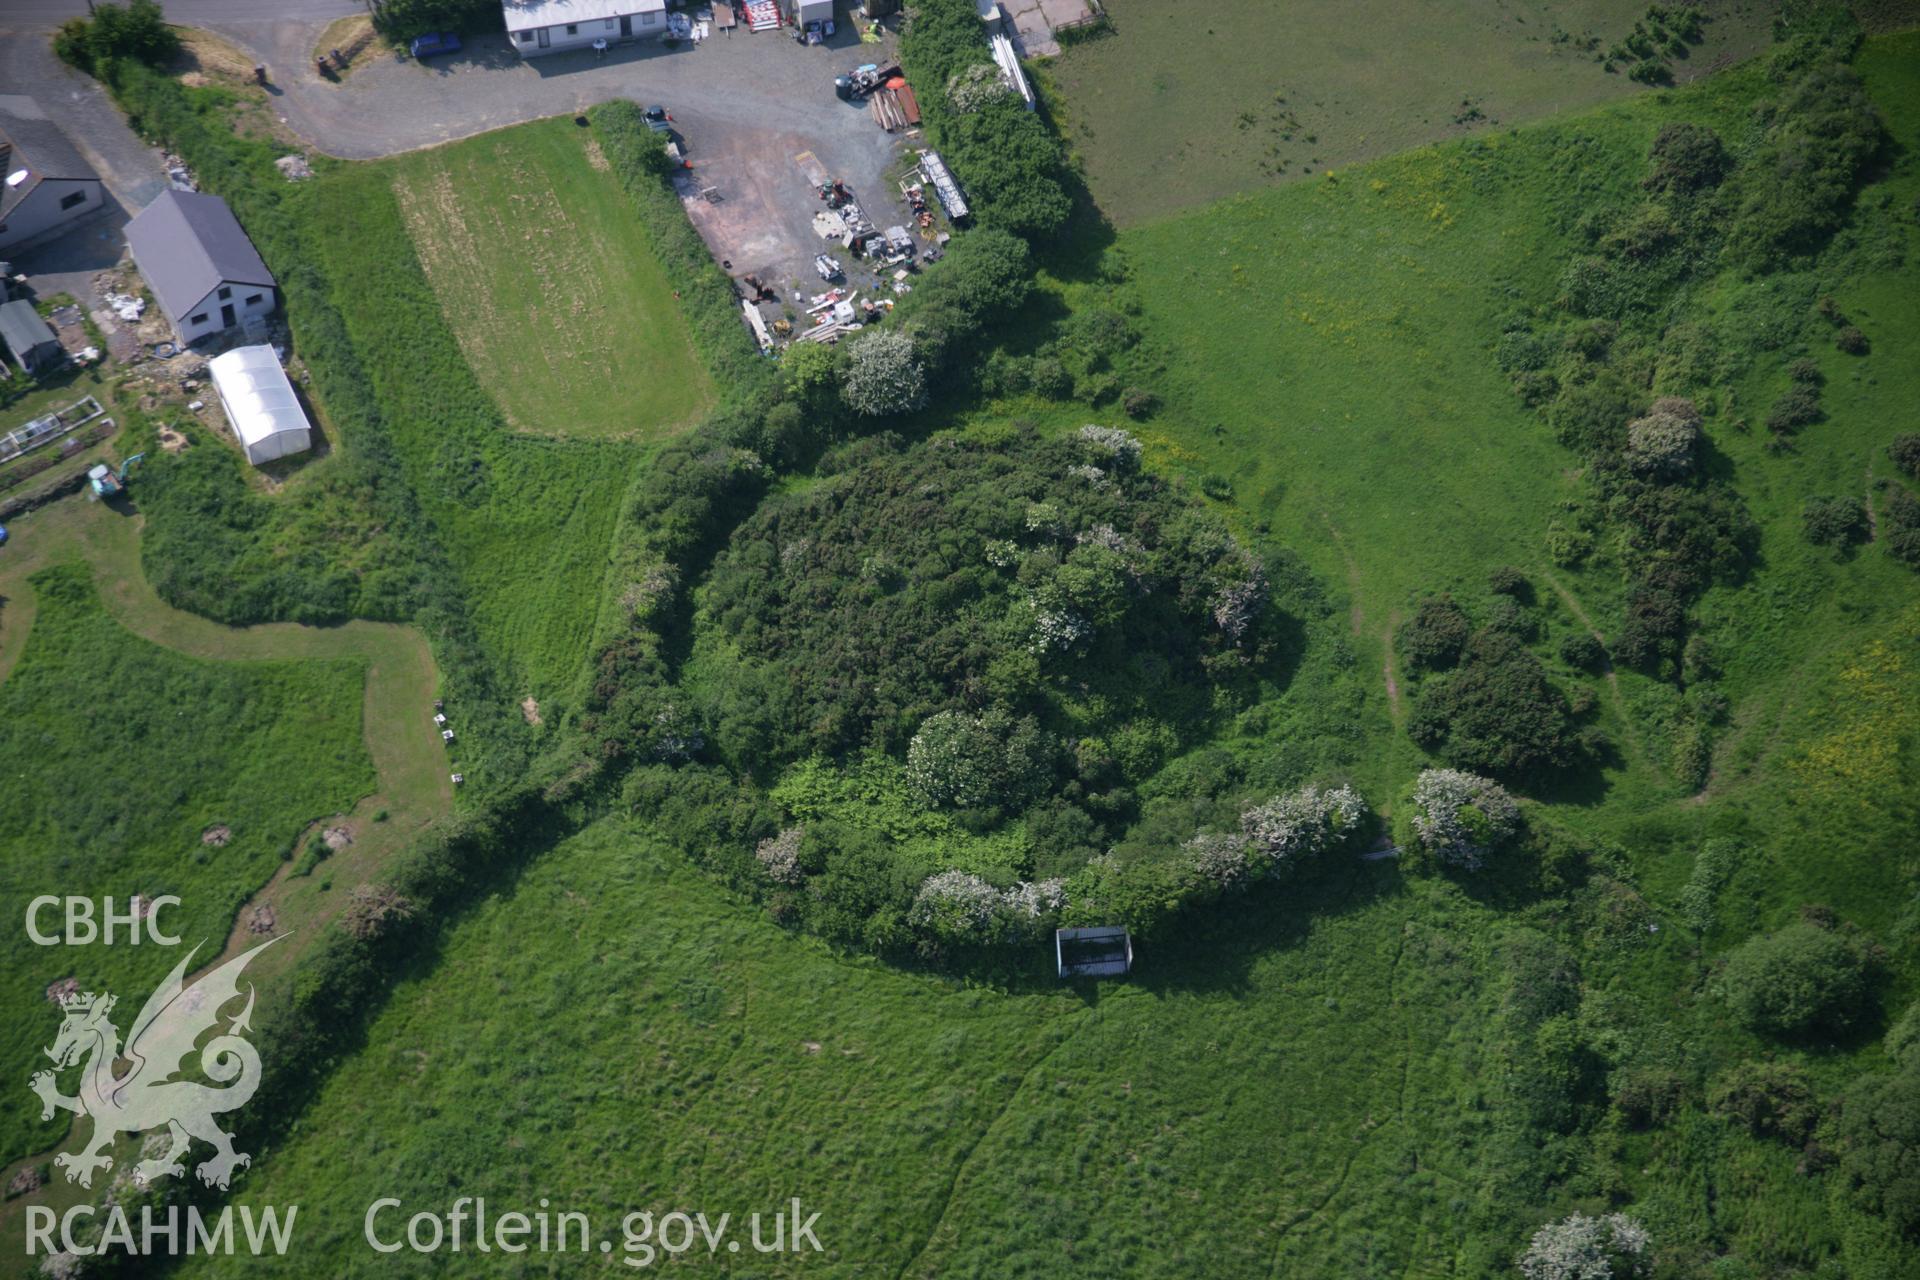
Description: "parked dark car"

(643, 105), (673, 132)
(409, 32), (462, 59)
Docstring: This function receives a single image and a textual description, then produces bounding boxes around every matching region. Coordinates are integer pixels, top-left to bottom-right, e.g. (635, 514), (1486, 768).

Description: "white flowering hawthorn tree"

(841, 329), (927, 417)
(1516, 1212), (1650, 1280)
(1239, 783), (1371, 874)
(755, 826), (806, 885)
(1408, 768), (1520, 870)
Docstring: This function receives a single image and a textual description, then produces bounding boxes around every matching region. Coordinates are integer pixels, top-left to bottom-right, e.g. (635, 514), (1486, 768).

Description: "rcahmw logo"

(24, 936), (301, 1260)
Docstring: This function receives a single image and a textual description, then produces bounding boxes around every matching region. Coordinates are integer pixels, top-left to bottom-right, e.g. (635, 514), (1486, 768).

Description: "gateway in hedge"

(208, 345), (311, 466)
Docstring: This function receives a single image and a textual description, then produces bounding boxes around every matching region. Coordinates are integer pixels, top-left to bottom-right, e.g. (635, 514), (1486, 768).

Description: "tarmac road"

(0, 2), (907, 299)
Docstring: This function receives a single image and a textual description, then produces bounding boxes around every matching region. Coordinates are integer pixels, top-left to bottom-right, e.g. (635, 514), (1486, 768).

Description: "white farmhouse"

(208, 345), (311, 466)
(124, 190), (277, 345)
(0, 96), (107, 253)
(503, 0), (667, 55)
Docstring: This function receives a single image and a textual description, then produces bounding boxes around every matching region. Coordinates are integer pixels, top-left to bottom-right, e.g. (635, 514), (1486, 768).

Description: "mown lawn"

(1047, 0), (1774, 225)
(0, 561), (375, 1163)
(298, 156), (645, 711)
(390, 118), (715, 442)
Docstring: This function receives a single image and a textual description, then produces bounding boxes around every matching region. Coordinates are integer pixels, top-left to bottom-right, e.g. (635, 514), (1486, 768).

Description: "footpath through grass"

(0, 558), (372, 1163)
(0, 491), (455, 1145)
(390, 119), (716, 442)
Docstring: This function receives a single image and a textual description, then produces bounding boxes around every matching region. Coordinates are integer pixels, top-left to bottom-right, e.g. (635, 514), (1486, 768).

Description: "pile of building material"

(742, 299), (773, 351)
(796, 287), (890, 344)
(816, 178), (878, 252)
(104, 292), (144, 322)
(869, 84), (920, 131)
(988, 28), (1035, 109)
(918, 150), (968, 221)
(161, 151), (196, 191)
(745, 0), (781, 30)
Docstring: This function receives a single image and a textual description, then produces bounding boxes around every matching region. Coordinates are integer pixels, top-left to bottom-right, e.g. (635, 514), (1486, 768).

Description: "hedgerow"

(590, 102), (775, 397)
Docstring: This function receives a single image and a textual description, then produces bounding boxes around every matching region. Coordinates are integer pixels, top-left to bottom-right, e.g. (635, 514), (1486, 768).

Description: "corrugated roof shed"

(0, 299), (59, 366)
(0, 95), (100, 223)
(501, 0), (664, 31)
(124, 190), (275, 324)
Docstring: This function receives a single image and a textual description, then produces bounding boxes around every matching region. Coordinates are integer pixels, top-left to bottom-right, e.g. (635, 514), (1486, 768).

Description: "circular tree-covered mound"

(662, 424), (1378, 950)
(693, 424), (1275, 771)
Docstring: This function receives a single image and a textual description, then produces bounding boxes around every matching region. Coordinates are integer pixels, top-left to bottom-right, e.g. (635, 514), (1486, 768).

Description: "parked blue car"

(409, 32), (462, 59)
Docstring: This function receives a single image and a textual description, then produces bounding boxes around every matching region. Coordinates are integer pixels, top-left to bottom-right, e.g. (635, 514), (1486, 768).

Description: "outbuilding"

(502, 0), (667, 55)
(207, 345), (311, 466)
(785, 0), (833, 27)
(0, 97), (107, 254)
(124, 190), (277, 345)
(0, 299), (62, 374)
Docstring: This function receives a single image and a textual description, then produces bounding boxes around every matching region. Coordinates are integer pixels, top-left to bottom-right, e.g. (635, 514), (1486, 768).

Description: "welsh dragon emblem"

(30, 938), (280, 1191)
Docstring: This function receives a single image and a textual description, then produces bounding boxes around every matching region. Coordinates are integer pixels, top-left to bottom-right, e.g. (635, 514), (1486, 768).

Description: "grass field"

(298, 158), (645, 710)
(168, 803), (1893, 1277)
(152, 33), (1920, 1279)
(0, 460), (460, 1251)
(1046, 0), (1774, 225)
(1110, 40), (1920, 824)
(0, 554), (373, 1163)
(391, 119), (716, 442)
(162, 817), (1571, 1278)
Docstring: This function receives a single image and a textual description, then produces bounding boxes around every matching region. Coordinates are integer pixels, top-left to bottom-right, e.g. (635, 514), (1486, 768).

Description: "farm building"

(124, 190), (277, 345)
(208, 345), (311, 466)
(502, 0), (666, 55)
(0, 299), (62, 374)
(0, 96), (107, 253)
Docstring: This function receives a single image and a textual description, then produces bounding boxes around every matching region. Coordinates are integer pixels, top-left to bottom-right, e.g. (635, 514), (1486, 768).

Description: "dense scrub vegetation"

(52, 0), (179, 75)
(0, 565), (372, 1160)
(1399, 586), (1601, 782)
(40, 6), (1920, 1275)
(693, 426), (1273, 770)
(899, 0), (1073, 241)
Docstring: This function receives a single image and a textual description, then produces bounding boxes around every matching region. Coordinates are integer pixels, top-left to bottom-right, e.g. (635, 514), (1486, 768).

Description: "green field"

(297, 155), (646, 713)
(169, 816), (1653, 1278)
(391, 120), (716, 441)
(0, 558), (374, 1162)
(12, 7), (1918, 1275)
(1047, 0), (1774, 225)
(1103, 34), (1920, 814)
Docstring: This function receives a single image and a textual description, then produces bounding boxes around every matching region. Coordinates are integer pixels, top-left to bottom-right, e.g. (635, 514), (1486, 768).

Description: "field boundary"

(0, 504), (449, 814)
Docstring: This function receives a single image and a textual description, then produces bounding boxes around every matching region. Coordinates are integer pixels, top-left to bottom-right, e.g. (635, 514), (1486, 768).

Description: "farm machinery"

(88, 453), (145, 500)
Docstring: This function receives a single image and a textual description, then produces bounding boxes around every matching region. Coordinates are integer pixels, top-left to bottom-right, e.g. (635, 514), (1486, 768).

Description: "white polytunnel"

(207, 344), (311, 466)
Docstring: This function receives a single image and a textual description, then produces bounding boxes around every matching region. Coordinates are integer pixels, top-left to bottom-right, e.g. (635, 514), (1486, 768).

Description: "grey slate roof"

(124, 189), (275, 324)
(0, 95), (102, 222)
(0, 298), (58, 358)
